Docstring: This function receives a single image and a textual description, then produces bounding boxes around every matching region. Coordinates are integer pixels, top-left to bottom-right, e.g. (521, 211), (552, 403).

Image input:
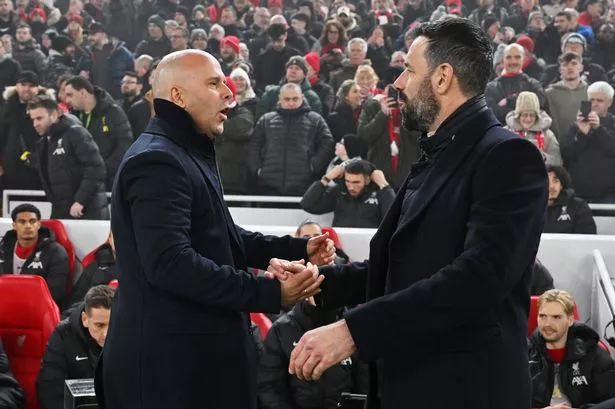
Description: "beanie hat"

(268, 0), (282, 8)
(52, 35), (73, 52)
(176, 5), (190, 21)
(147, 14), (166, 32)
(516, 35), (535, 53)
(30, 8), (47, 21)
(225, 76), (238, 108)
(515, 91), (540, 117)
(562, 32), (587, 51)
(528, 10), (543, 24)
(220, 35), (240, 55)
(67, 14), (84, 27)
(17, 71), (40, 86)
(482, 14), (499, 32)
(342, 134), (368, 159)
(192, 4), (206, 18)
(304, 52), (320, 73)
(285, 55), (308, 75)
(190, 28), (207, 42)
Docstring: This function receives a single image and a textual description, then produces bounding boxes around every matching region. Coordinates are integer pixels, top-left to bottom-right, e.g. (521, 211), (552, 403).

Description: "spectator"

(244, 7), (271, 58)
(553, 9), (595, 44)
(249, 83), (333, 195)
(301, 159), (395, 228)
(28, 7), (48, 43)
(44, 35), (80, 90)
(503, 0), (541, 34)
(366, 25), (392, 82)
(68, 232), (115, 306)
(0, 338), (25, 409)
(515, 35), (544, 81)
(591, 23), (615, 73)
(85, 22), (133, 100)
(120, 72), (143, 115)
(305, 52), (334, 118)
(37, 285), (115, 409)
(335, 6), (362, 39)
(354, 64), (380, 102)
(327, 79), (363, 143)
(64, 75), (133, 190)
(531, 259), (555, 296)
(467, 0), (509, 28)
(65, 16), (85, 48)
(546, 52), (588, 144)
(314, 19), (347, 80)
(0, 0), (19, 37)
(233, 0), (255, 30)
(258, 297), (366, 409)
(189, 28), (208, 52)
(0, 204), (69, 308)
(207, 0), (227, 24)
(0, 39), (21, 105)
(208, 23), (225, 55)
(504, 91), (562, 166)
(543, 165), (596, 234)
(219, 35), (241, 74)
(121, 73), (151, 138)
(485, 43), (546, 124)
(239, 42), (249, 62)
(28, 96), (108, 220)
(540, 33), (608, 88)
(329, 38), (368, 92)
(562, 81), (615, 203)
(12, 22), (47, 76)
(326, 134), (368, 172)
(230, 67), (258, 117)
(378, 50), (404, 88)
(173, 5), (190, 30)
(357, 87), (420, 189)
(291, 12), (317, 50)
(256, 55), (322, 119)
(133, 54), (153, 91)
(578, 0), (603, 31)
(216, 77), (254, 194)
(134, 15), (171, 60)
(529, 289), (615, 408)
(169, 26), (189, 52)
(253, 23), (301, 92)
(0, 71), (49, 191)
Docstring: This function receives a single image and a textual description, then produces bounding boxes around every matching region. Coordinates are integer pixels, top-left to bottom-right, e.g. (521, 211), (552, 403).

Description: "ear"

(81, 311), (88, 328)
(432, 63), (454, 95)
(170, 86), (186, 108)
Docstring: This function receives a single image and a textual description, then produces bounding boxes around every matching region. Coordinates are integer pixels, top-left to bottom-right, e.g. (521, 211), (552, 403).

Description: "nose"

(221, 82), (232, 101)
(393, 71), (406, 92)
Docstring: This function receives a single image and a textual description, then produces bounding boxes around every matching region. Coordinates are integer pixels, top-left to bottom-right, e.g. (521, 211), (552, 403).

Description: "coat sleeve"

(222, 107), (254, 142)
(45, 244), (69, 310)
(585, 347), (615, 407)
(484, 81), (511, 123)
(120, 150), (281, 312)
(317, 262), (369, 310)
(561, 126), (589, 166)
(357, 100), (389, 146)
(320, 84), (335, 118)
(307, 91), (323, 116)
(36, 328), (68, 409)
(593, 125), (615, 156)
(104, 105), (133, 183)
(309, 116), (334, 176)
(0, 345), (24, 409)
(68, 127), (107, 206)
(235, 227), (307, 271)
(343, 138), (548, 361)
(300, 181), (340, 215)
(377, 186), (396, 220)
(572, 199), (597, 234)
(257, 326), (294, 409)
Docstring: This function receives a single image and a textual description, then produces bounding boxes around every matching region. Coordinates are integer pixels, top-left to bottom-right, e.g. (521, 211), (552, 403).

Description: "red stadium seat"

(250, 313), (272, 339)
(0, 275), (60, 409)
(108, 280), (119, 289)
(528, 295), (580, 336)
(40, 219), (76, 274)
(81, 248), (98, 270)
(321, 227), (342, 250)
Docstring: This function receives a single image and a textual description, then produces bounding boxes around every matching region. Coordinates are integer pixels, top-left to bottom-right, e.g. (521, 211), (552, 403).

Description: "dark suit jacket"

(98, 99), (308, 409)
(318, 96), (548, 409)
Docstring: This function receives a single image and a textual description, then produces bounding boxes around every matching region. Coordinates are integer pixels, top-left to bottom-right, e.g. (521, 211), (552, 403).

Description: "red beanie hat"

(68, 14), (84, 27)
(268, 0), (282, 8)
(220, 35), (240, 55)
(516, 35), (535, 53)
(30, 8), (47, 21)
(305, 52), (320, 73)
(225, 76), (237, 107)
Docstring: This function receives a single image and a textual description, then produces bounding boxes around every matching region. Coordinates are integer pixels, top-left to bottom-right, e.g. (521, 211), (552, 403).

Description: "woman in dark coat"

(326, 79), (363, 143)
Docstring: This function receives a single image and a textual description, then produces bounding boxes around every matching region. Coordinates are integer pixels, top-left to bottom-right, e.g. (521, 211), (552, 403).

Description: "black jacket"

(126, 97), (152, 138)
(250, 102), (334, 196)
(541, 61), (607, 90)
(317, 96), (548, 409)
(37, 303), (102, 409)
(531, 260), (554, 296)
(134, 36), (171, 60)
(12, 40), (47, 77)
(99, 99), (310, 409)
(327, 102), (360, 143)
(253, 45), (301, 93)
(485, 73), (547, 124)
(73, 87), (133, 189)
(35, 115), (108, 220)
(0, 57), (21, 100)
(258, 301), (367, 409)
(69, 243), (115, 305)
(529, 323), (615, 409)
(0, 227), (69, 308)
(311, 79), (335, 119)
(562, 116), (615, 201)
(301, 181), (395, 228)
(216, 103), (254, 194)
(544, 189), (597, 234)
(0, 340), (24, 409)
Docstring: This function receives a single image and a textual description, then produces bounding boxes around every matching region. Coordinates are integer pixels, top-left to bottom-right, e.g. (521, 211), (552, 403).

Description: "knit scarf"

(309, 75), (319, 87)
(517, 130), (544, 150)
(387, 108), (401, 171)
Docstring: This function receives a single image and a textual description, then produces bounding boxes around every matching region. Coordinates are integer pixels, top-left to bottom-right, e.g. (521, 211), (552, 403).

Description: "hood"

(93, 86), (117, 110)
(3, 86), (56, 103)
(529, 322), (599, 361)
(275, 100), (311, 116)
(505, 110), (552, 132)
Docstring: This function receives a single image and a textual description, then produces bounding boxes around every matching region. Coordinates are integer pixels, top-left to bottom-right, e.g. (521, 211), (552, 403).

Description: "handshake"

(268, 258), (325, 307)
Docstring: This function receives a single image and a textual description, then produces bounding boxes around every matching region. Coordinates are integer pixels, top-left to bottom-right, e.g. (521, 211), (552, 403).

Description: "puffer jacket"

(0, 86), (54, 190)
(505, 110), (562, 166)
(0, 339), (24, 409)
(73, 87), (133, 189)
(68, 243), (115, 305)
(12, 40), (47, 76)
(0, 227), (69, 308)
(34, 114), (108, 220)
(485, 73), (546, 125)
(216, 104), (254, 194)
(529, 323), (615, 408)
(311, 78), (335, 118)
(249, 101), (334, 196)
(543, 188), (597, 234)
(256, 78), (323, 120)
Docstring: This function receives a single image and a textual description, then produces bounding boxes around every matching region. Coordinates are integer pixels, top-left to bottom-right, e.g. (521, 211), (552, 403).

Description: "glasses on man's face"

(121, 80), (137, 85)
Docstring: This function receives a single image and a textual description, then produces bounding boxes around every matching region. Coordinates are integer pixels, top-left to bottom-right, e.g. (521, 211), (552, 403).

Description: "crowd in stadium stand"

(0, 0), (614, 406)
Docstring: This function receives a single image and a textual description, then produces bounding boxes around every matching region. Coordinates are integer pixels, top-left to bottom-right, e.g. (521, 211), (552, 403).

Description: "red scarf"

(387, 108), (401, 171)
(517, 130), (544, 150)
(15, 242), (35, 259)
(547, 347), (567, 364)
(501, 71), (521, 78)
(309, 75), (319, 87)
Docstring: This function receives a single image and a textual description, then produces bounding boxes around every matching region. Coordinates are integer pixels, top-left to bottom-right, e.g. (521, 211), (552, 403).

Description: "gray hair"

(504, 43), (525, 57)
(347, 38), (368, 54)
(588, 81), (615, 100)
(280, 82), (302, 94)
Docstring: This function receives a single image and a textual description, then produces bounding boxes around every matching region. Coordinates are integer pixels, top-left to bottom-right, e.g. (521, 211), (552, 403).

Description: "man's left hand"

(307, 233), (336, 265)
(289, 319), (357, 381)
(70, 202), (84, 218)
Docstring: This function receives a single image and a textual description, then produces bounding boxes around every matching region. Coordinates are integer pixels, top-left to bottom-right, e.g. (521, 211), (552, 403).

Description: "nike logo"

(75, 356), (88, 361)
(293, 341), (298, 346)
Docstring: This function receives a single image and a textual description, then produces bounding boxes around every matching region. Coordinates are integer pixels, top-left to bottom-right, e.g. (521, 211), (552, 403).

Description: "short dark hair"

(220, 5), (237, 16)
(27, 95), (59, 113)
(84, 285), (115, 314)
(57, 73), (72, 90)
(558, 51), (582, 64)
(295, 219), (321, 236)
(123, 71), (142, 84)
(556, 10), (574, 20)
(16, 22), (31, 31)
(291, 12), (310, 26)
(411, 18), (493, 97)
(546, 165), (573, 190)
(267, 23), (287, 40)
(345, 159), (375, 175)
(11, 204), (41, 221)
(66, 75), (94, 94)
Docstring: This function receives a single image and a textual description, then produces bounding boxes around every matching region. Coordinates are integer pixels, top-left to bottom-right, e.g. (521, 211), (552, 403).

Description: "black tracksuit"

(68, 243), (116, 305)
(543, 189), (597, 234)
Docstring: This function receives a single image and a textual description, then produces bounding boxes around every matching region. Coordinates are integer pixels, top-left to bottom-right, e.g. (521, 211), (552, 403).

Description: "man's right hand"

(380, 96), (396, 115)
(324, 165), (345, 182)
(576, 114), (591, 135)
(280, 263), (324, 306)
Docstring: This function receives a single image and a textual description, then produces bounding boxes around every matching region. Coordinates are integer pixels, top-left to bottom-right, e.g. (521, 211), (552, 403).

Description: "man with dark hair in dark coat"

(253, 23), (301, 93)
(0, 204), (69, 308)
(69, 234), (115, 305)
(278, 19), (549, 409)
(0, 338), (25, 409)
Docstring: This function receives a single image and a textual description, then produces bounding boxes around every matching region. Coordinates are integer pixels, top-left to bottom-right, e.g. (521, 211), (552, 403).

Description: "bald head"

(152, 49), (233, 137)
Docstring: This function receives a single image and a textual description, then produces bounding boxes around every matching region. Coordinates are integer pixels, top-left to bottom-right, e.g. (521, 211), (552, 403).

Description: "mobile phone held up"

(387, 87), (399, 108)
(580, 100), (592, 121)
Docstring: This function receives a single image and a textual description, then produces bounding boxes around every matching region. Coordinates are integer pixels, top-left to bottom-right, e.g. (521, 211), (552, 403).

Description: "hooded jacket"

(250, 101), (334, 195)
(73, 87), (133, 189)
(34, 114), (108, 220)
(543, 188), (597, 234)
(505, 110), (562, 166)
(0, 227), (69, 308)
(546, 81), (589, 145)
(37, 302), (103, 409)
(529, 323), (615, 408)
(69, 243), (115, 306)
